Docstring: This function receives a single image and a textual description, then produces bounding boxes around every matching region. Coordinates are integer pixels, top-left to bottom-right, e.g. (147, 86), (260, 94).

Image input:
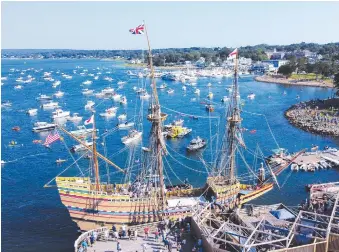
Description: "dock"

(292, 149), (339, 170)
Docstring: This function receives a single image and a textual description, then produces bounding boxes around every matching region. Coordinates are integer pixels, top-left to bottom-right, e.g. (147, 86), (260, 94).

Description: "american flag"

(44, 131), (61, 146)
(129, 24), (145, 35)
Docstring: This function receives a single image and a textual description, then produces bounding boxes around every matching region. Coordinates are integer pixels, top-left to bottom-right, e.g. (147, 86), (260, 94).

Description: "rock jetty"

(285, 98), (339, 136)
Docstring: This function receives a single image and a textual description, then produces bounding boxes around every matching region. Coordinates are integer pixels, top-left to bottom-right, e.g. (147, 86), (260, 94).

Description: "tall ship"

(45, 24), (282, 231)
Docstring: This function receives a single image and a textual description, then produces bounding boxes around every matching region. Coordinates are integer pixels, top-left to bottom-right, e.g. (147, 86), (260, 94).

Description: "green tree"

(334, 73), (339, 91)
(278, 65), (294, 78)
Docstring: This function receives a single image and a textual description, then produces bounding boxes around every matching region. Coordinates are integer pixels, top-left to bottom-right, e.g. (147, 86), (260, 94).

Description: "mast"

(144, 21), (167, 211)
(91, 113), (100, 192)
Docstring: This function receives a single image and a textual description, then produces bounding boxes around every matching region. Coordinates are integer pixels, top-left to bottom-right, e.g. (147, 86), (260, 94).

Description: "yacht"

(291, 163), (299, 171)
(71, 141), (93, 152)
(140, 92), (150, 99)
(32, 122), (56, 132)
(221, 96), (229, 102)
(118, 122), (134, 129)
(54, 91), (64, 98)
(182, 86), (187, 91)
(82, 80), (93, 85)
(121, 130), (142, 144)
(68, 113), (83, 122)
(167, 88), (174, 94)
(207, 83), (212, 87)
(247, 93), (255, 99)
(100, 110), (116, 117)
(105, 107), (118, 113)
(101, 87), (115, 94)
(26, 108), (38, 116)
(186, 137), (206, 151)
(117, 81), (127, 85)
(42, 102), (59, 109)
(103, 77), (113, 82)
(158, 83), (167, 89)
(127, 70), (138, 77)
(94, 76), (99, 80)
(112, 93), (122, 101)
(52, 109), (70, 119)
(118, 113), (127, 121)
(194, 89), (200, 95)
(70, 125), (97, 138)
(14, 85), (23, 90)
(82, 89), (94, 95)
(85, 101), (95, 109)
(37, 94), (52, 101)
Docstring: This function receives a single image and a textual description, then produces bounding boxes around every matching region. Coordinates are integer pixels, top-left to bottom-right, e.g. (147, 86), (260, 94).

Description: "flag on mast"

(84, 115), (94, 125)
(44, 131), (61, 146)
(228, 48), (238, 59)
(129, 24), (145, 35)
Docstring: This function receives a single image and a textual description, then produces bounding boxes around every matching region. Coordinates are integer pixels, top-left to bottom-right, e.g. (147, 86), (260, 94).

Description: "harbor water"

(1, 59), (339, 251)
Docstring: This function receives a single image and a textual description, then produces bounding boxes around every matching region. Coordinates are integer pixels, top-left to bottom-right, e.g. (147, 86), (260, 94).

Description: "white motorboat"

(52, 109), (70, 119)
(37, 94), (52, 101)
(42, 102), (59, 109)
(186, 137), (206, 151)
(135, 88), (146, 94)
(101, 87), (115, 94)
(319, 160), (329, 169)
(300, 163), (308, 171)
(127, 70), (138, 77)
(26, 108), (38, 116)
(83, 80), (93, 85)
(94, 76), (99, 80)
(54, 91), (64, 98)
(221, 96), (229, 102)
(14, 85), (23, 90)
(118, 122), (134, 129)
(120, 96), (127, 105)
(247, 93), (255, 99)
(1, 101), (12, 107)
(85, 101), (95, 109)
(32, 122), (56, 132)
(52, 81), (61, 88)
(100, 111), (116, 117)
(117, 81), (127, 85)
(70, 125), (97, 138)
(167, 88), (174, 94)
(71, 141), (93, 152)
(182, 86), (187, 91)
(158, 83), (167, 89)
(291, 163), (299, 171)
(207, 83), (212, 87)
(207, 92), (213, 99)
(112, 93), (122, 101)
(140, 92), (150, 99)
(103, 77), (113, 82)
(82, 89), (94, 95)
(194, 89), (200, 95)
(68, 113), (83, 122)
(121, 130), (142, 144)
(118, 113), (127, 121)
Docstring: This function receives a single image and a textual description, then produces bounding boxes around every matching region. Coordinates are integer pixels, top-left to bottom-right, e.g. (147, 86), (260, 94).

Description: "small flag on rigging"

(44, 131), (61, 146)
(84, 115), (94, 125)
(129, 24), (145, 35)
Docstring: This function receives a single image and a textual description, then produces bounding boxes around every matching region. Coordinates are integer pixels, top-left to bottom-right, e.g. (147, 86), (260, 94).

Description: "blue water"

(1, 59), (338, 251)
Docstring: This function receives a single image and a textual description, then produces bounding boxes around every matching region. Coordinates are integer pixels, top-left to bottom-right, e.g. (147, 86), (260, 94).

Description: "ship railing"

(74, 227), (108, 252)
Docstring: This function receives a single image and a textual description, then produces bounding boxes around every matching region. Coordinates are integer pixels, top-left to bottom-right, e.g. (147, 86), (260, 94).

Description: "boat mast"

(226, 52), (241, 183)
(144, 21), (167, 211)
(91, 113), (100, 192)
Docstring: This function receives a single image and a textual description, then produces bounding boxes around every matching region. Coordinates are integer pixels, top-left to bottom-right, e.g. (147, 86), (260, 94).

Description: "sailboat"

(45, 26), (275, 232)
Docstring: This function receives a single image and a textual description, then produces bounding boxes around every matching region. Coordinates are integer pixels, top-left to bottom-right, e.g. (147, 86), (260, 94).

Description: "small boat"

(85, 101), (95, 109)
(37, 94), (52, 101)
(307, 163), (315, 172)
(118, 122), (135, 129)
(311, 145), (319, 151)
(106, 107), (118, 113)
(117, 81), (127, 85)
(56, 158), (67, 164)
(94, 76), (99, 80)
(221, 96), (229, 102)
(127, 70), (138, 77)
(291, 163), (299, 171)
(205, 104), (214, 112)
(118, 113), (127, 121)
(300, 163), (308, 171)
(1, 160), (6, 165)
(71, 141), (93, 152)
(26, 108), (38, 116)
(207, 83), (212, 87)
(158, 83), (167, 89)
(8, 140), (21, 147)
(82, 80), (93, 85)
(250, 129), (257, 134)
(187, 137), (206, 151)
(42, 102), (59, 109)
(1, 101), (12, 107)
(70, 125), (97, 138)
(33, 140), (42, 144)
(296, 95), (300, 99)
(100, 111), (116, 117)
(182, 86), (187, 91)
(194, 89), (200, 95)
(101, 87), (115, 94)
(112, 93), (122, 101)
(121, 130), (142, 144)
(68, 113), (83, 122)
(82, 89), (94, 95)
(120, 96), (127, 105)
(12, 126), (20, 131)
(247, 93), (255, 99)
(165, 126), (192, 138)
(32, 122), (56, 132)
(167, 88), (174, 94)
(54, 91), (64, 98)
(52, 109), (70, 119)
(207, 92), (213, 99)
(14, 85), (23, 90)
(52, 81), (61, 88)
(140, 92), (151, 99)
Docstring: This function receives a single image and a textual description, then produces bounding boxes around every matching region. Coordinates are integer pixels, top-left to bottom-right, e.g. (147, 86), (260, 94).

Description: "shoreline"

(285, 98), (339, 137)
(255, 75), (334, 88)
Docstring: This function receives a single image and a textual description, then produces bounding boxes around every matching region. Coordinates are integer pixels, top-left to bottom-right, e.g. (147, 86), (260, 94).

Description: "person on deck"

(117, 242), (122, 252)
(144, 226), (149, 239)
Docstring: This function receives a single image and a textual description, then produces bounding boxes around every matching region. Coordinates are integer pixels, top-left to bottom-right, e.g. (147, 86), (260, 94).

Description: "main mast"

(91, 113), (101, 192)
(144, 22), (167, 211)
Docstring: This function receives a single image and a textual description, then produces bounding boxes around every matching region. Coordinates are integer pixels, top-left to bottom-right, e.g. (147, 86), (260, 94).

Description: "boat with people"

(52, 109), (70, 119)
(82, 89), (94, 95)
(85, 101), (95, 109)
(71, 141), (93, 152)
(194, 88), (200, 95)
(82, 80), (93, 85)
(158, 83), (167, 89)
(120, 96), (127, 105)
(187, 137), (206, 151)
(70, 125), (97, 138)
(205, 104), (214, 112)
(207, 92), (213, 99)
(118, 122), (135, 129)
(167, 88), (174, 94)
(52, 81), (61, 88)
(117, 113), (127, 121)
(247, 93), (255, 99)
(32, 122), (56, 132)
(221, 96), (229, 102)
(37, 94), (52, 101)
(54, 90), (64, 98)
(121, 130), (142, 144)
(112, 93), (122, 101)
(68, 113), (83, 122)
(42, 102), (59, 109)
(165, 125), (192, 138)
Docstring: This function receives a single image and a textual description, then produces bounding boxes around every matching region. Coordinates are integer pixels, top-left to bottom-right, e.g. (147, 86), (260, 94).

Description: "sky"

(2, 1), (339, 50)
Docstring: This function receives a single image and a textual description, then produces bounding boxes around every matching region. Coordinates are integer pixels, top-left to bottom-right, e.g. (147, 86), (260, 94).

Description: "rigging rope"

(161, 105), (220, 119)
